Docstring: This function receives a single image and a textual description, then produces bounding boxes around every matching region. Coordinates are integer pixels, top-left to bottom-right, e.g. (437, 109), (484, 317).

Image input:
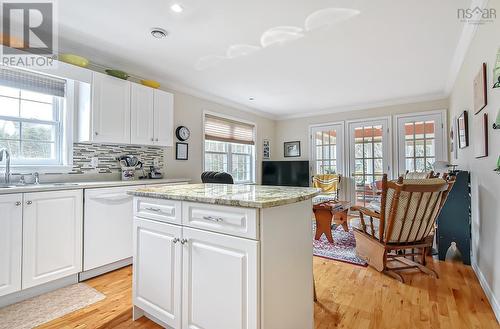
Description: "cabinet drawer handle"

(145, 207), (162, 212)
(15, 201), (21, 206)
(202, 215), (223, 222)
(26, 201), (32, 205)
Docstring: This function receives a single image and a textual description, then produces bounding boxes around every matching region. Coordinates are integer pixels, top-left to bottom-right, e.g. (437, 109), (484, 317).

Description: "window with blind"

(0, 67), (67, 166)
(204, 114), (255, 183)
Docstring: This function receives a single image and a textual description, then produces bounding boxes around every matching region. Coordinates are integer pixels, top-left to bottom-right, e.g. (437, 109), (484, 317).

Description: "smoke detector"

(150, 28), (168, 39)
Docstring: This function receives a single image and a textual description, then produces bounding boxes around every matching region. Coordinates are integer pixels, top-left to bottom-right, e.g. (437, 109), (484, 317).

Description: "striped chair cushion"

(383, 178), (445, 243)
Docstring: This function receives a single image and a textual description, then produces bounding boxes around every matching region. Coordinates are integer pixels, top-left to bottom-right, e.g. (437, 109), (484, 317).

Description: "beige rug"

(0, 283), (105, 329)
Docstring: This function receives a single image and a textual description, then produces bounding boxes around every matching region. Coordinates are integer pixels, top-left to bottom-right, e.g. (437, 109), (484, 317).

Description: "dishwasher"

(83, 185), (143, 275)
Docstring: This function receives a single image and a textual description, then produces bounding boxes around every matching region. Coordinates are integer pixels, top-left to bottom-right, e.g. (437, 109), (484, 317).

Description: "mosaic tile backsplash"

(71, 143), (165, 175)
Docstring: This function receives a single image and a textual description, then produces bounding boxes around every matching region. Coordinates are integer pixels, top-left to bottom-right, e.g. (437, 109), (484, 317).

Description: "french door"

(396, 113), (445, 177)
(310, 123), (344, 176)
(348, 119), (389, 207)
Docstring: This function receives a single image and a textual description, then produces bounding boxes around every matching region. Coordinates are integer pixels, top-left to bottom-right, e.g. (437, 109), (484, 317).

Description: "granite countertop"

(0, 178), (191, 194)
(129, 183), (321, 208)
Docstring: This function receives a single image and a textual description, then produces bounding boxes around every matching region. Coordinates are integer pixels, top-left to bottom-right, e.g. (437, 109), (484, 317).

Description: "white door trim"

(346, 116), (392, 205)
(308, 121), (345, 175)
(393, 109), (448, 176)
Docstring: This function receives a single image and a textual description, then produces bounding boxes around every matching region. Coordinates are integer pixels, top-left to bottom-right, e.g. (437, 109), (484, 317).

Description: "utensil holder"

(121, 167), (136, 181)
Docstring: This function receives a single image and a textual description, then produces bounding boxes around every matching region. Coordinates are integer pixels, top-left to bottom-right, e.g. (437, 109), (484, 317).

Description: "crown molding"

(444, 0), (489, 94)
(275, 92), (448, 120)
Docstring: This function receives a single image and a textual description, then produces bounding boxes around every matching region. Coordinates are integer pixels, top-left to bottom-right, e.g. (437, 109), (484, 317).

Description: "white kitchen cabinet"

(91, 72), (131, 144)
(83, 187), (134, 271)
(182, 227), (258, 329)
(22, 190), (83, 289)
(131, 84), (155, 145)
(153, 90), (174, 147)
(133, 218), (182, 329)
(0, 194), (22, 297)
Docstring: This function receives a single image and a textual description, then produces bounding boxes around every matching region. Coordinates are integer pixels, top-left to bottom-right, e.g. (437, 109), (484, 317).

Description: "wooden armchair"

(351, 174), (455, 282)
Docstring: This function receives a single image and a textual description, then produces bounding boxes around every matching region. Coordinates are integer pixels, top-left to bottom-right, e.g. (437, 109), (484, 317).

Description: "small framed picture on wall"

(284, 141), (301, 157)
(176, 142), (188, 160)
(458, 111), (469, 149)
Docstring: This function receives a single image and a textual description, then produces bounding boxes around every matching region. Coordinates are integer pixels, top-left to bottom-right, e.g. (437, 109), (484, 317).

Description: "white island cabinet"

(130, 184), (320, 329)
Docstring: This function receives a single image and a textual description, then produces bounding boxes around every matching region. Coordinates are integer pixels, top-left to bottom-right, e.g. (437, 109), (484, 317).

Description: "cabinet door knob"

(180, 238), (188, 245)
(155, 138), (159, 142)
(26, 201), (32, 205)
(95, 131), (99, 136)
(15, 201), (21, 206)
(151, 137), (154, 141)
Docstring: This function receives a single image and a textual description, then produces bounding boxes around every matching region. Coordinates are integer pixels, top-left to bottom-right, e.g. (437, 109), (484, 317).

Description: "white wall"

(275, 98), (448, 162)
(163, 89), (276, 183)
(448, 7), (500, 320)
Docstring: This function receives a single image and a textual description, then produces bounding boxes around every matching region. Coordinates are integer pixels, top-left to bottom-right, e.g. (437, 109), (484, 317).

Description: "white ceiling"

(58, 0), (471, 119)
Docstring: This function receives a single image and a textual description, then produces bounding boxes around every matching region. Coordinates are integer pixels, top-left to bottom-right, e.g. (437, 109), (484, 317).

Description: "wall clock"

(175, 126), (190, 141)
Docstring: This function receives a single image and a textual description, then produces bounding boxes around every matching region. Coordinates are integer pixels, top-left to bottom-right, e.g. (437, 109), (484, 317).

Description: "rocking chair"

(351, 174), (455, 283)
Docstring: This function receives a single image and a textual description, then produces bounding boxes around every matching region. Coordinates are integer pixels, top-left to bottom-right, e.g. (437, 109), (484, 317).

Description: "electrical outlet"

(91, 157), (99, 168)
(153, 158), (159, 167)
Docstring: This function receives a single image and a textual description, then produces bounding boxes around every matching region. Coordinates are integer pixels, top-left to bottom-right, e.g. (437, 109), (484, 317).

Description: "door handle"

(202, 215), (223, 222)
(26, 201), (32, 205)
(180, 238), (188, 245)
(15, 201), (21, 206)
(173, 238), (180, 244)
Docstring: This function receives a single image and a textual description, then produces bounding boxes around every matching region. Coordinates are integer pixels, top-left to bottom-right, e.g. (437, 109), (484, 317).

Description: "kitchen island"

(129, 183), (320, 329)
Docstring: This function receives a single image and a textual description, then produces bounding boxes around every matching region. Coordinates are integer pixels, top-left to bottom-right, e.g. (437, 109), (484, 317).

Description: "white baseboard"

(79, 257), (132, 281)
(472, 261), (500, 323)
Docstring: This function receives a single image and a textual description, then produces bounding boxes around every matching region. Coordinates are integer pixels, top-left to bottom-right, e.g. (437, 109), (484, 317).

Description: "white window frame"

(0, 80), (74, 172)
(309, 121), (345, 177)
(346, 116), (392, 206)
(202, 111), (256, 184)
(393, 110), (447, 177)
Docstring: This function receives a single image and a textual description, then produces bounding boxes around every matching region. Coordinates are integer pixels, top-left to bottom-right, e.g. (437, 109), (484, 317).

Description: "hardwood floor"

(37, 258), (499, 329)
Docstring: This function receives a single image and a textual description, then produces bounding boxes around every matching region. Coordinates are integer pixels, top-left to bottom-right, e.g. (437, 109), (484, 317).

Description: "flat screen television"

(262, 161), (310, 187)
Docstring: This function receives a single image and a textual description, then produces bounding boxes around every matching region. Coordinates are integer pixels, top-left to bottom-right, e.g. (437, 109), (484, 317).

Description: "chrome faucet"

(0, 148), (11, 184)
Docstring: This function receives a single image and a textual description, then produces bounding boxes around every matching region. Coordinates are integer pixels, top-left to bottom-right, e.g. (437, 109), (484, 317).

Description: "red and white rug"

(312, 223), (368, 266)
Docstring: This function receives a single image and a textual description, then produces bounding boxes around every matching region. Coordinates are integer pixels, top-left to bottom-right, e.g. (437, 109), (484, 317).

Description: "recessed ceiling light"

(249, 97), (255, 101)
(150, 27), (168, 39)
(170, 3), (184, 13)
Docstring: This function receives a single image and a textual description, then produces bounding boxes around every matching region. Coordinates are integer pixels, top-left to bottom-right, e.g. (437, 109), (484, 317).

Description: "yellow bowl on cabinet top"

(140, 79), (161, 89)
(58, 54), (89, 67)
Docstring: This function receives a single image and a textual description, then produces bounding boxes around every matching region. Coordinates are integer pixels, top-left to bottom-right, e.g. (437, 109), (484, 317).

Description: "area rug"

(0, 283), (105, 329)
(313, 222), (367, 266)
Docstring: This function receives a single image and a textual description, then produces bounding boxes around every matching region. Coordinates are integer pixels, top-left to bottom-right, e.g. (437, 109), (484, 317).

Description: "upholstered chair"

(351, 174), (455, 282)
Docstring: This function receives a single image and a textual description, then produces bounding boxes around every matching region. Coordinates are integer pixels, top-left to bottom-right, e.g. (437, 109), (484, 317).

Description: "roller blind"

(204, 114), (255, 145)
(0, 66), (66, 97)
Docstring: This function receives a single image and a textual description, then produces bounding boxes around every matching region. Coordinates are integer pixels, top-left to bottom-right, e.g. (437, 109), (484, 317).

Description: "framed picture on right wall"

(458, 111), (469, 149)
(473, 113), (488, 158)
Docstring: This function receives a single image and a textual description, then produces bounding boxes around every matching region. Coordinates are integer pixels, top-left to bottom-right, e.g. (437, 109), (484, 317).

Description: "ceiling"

(58, 0), (471, 119)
